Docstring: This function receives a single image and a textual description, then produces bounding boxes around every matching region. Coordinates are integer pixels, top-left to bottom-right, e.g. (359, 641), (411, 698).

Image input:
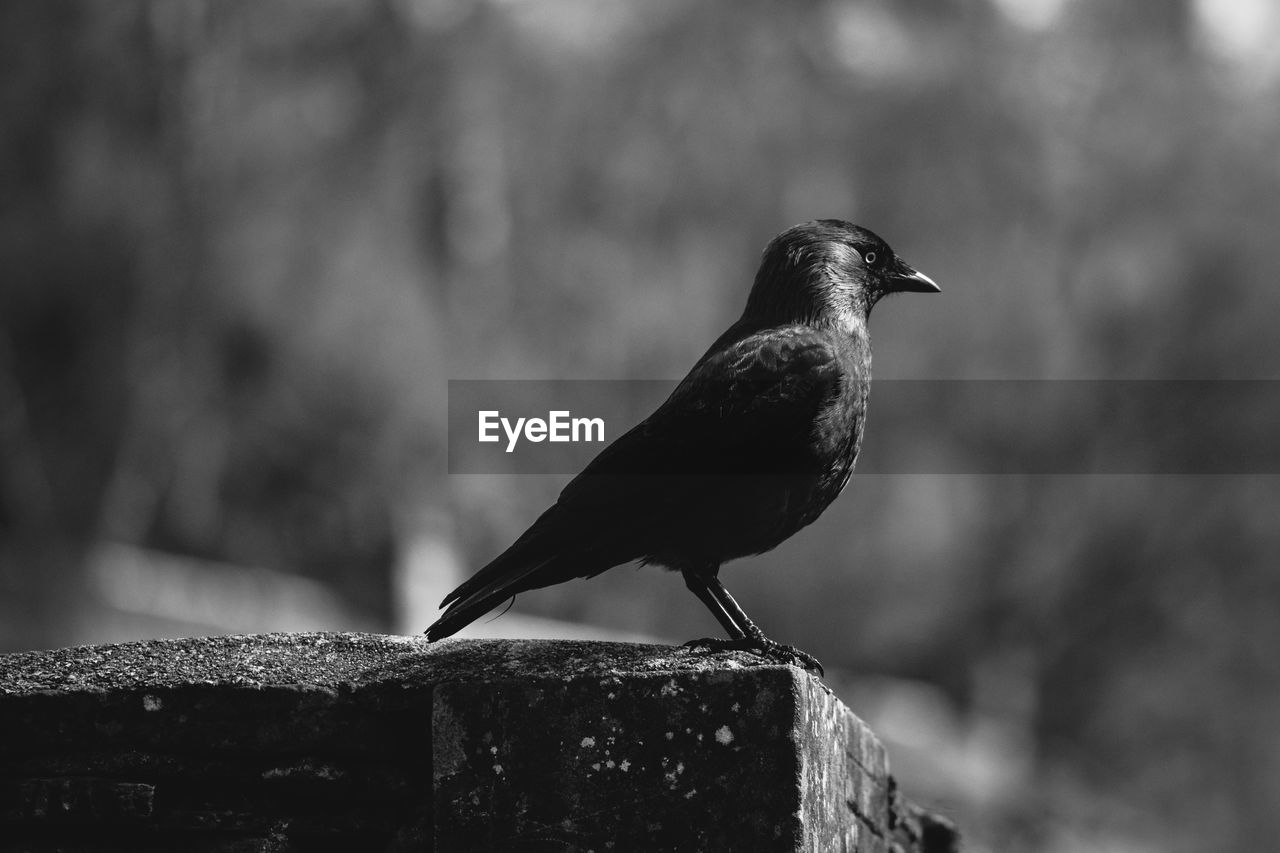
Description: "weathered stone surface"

(0, 633), (957, 852)
(434, 669), (804, 849)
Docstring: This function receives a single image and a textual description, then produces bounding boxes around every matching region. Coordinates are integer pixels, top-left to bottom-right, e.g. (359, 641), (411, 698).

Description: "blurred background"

(3, 0), (1279, 849)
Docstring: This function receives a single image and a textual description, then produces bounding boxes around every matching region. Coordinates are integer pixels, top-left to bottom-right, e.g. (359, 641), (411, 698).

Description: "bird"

(426, 220), (939, 674)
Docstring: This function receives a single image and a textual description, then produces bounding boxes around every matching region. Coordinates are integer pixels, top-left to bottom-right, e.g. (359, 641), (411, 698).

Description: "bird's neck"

(709, 311), (872, 377)
(825, 303), (869, 341)
(837, 313), (873, 379)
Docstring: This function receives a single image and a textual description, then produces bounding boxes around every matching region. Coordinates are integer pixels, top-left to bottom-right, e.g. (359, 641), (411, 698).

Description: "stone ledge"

(0, 633), (957, 852)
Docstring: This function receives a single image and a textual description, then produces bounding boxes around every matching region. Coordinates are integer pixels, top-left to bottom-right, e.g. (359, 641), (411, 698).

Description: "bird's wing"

(560, 324), (846, 505)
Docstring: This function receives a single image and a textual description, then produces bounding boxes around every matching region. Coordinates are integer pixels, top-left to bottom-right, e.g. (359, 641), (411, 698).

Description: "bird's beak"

(888, 261), (940, 294)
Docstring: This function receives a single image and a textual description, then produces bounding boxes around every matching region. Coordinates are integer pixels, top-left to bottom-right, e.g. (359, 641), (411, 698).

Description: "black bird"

(426, 220), (938, 673)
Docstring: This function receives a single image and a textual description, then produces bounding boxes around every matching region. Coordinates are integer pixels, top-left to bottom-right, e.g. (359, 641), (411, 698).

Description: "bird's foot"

(683, 636), (824, 677)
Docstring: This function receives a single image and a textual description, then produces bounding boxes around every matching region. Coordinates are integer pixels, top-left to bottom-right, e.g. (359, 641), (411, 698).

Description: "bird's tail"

(424, 541), (559, 642)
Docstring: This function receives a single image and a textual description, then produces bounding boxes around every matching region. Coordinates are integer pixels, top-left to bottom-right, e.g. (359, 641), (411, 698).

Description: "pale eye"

(863, 251), (877, 266)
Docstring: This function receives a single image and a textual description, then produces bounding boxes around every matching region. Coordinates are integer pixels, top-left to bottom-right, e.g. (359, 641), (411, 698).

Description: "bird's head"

(742, 220), (939, 328)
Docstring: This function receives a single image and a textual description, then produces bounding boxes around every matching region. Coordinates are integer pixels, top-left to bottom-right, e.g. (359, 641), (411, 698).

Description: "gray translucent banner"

(448, 380), (1280, 475)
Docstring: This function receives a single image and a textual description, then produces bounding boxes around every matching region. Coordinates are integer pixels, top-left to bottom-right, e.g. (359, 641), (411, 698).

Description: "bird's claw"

(683, 636), (824, 677)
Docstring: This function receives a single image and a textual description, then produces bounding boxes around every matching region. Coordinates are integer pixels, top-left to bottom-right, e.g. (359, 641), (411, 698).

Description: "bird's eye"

(863, 251), (877, 266)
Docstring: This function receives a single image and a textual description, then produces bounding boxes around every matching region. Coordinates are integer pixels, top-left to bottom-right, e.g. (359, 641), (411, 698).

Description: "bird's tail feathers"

(424, 552), (556, 642)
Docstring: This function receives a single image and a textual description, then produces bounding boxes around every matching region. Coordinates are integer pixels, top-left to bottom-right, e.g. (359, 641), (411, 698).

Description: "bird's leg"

(704, 576), (825, 675)
(682, 569), (824, 676)
(681, 569), (747, 639)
